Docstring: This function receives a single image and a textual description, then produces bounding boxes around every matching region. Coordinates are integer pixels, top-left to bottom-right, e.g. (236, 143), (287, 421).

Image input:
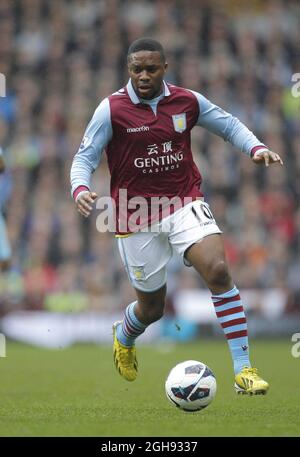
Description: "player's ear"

(164, 62), (168, 72)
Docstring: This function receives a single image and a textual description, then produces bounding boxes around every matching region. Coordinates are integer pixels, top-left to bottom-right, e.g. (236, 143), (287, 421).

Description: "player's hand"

(252, 149), (283, 167)
(76, 191), (98, 217)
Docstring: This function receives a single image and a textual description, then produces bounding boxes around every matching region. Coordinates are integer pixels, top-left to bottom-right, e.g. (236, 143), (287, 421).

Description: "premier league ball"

(165, 360), (217, 412)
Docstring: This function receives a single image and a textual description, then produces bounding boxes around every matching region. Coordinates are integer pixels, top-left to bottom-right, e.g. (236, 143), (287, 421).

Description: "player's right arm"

(70, 98), (112, 217)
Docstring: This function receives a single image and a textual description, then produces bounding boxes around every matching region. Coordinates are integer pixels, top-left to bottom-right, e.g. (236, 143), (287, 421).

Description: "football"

(165, 360), (217, 412)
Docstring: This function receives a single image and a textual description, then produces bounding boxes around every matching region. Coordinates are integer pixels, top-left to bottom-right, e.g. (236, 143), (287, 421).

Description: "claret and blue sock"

(116, 301), (147, 347)
(211, 285), (251, 374)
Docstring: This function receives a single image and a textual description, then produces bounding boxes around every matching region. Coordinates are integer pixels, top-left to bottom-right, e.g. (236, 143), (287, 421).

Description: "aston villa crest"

(172, 113), (187, 133)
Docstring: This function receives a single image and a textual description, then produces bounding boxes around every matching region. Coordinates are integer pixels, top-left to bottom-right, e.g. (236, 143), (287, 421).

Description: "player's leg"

(116, 284), (167, 344)
(185, 233), (269, 395)
(169, 200), (268, 395)
(113, 285), (167, 382)
(113, 232), (170, 381)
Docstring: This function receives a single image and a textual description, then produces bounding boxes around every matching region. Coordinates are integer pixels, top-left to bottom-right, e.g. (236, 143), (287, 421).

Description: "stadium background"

(0, 0), (300, 345)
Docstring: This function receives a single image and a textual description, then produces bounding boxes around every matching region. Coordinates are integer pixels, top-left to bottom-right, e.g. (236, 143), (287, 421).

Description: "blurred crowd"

(0, 0), (299, 316)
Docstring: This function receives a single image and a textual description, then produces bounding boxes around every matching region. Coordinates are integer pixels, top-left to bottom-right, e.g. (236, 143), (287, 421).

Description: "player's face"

(128, 51), (168, 100)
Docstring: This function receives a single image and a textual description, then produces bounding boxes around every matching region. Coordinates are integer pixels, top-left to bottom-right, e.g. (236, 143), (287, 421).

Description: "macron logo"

(127, 126), (150, 133)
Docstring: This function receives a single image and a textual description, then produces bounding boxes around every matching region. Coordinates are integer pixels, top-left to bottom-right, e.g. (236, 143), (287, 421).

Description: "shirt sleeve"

(189, 90), (267, 156)
(70, 97), (113, 197)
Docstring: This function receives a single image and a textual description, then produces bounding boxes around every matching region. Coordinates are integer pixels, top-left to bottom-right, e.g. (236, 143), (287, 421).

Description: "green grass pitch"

(0, 340), (299, 437)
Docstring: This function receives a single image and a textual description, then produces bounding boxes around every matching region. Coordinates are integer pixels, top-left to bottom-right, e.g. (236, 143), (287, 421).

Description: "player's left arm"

(191, 90), (283, 167)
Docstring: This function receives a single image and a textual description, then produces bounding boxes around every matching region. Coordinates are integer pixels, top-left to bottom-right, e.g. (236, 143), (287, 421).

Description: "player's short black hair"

(127, 38), (166, 63)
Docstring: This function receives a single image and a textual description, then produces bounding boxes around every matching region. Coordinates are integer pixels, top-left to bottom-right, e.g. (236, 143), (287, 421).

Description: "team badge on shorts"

(172, 113), (187, 133)
(132, 266), (146, 281)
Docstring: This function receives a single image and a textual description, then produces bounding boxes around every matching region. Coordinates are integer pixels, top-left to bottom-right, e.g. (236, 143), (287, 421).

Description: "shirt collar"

(126, 79), (171, 105)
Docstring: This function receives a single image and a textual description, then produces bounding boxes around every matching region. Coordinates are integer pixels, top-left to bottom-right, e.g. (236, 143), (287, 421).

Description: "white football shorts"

(117, 200), (222, 292)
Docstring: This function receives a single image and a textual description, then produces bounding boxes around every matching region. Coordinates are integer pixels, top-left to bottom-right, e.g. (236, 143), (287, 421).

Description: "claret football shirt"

(71, 79), (266, 233)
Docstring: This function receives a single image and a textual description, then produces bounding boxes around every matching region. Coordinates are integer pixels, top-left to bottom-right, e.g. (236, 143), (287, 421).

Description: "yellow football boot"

(235, 367), (269, 395)
(113, 321), (138, 381)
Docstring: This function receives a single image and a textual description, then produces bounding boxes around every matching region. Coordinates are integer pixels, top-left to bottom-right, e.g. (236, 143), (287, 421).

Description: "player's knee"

(208, 260), (231, 289)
